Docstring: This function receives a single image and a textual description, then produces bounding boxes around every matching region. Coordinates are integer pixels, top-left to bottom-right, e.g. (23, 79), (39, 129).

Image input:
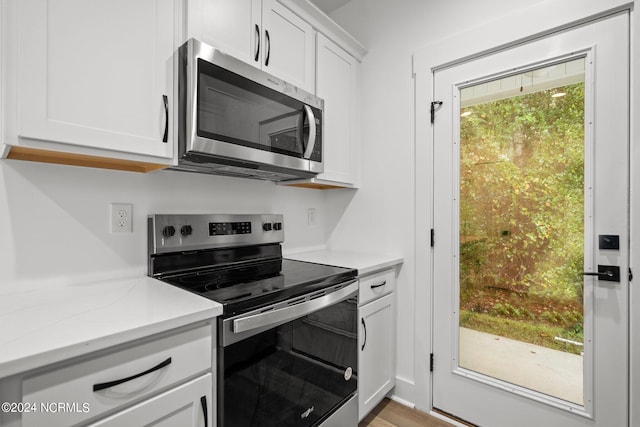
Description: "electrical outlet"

(110, 203), (133, 233)
(307, 208), (316, 227)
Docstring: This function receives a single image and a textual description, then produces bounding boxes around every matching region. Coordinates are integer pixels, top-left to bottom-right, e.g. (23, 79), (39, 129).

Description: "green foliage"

(459, 83), (587, 352)
(460, 83), (585, 301)
(491, 302), (532, 319)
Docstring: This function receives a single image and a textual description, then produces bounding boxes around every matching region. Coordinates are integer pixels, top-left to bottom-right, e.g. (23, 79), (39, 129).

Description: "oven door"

(219, 281), (358, 427)
(180, 39), (323, 175)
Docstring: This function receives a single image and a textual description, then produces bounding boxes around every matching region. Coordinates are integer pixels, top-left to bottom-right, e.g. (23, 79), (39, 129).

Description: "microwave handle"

(303, 105), (317, 159)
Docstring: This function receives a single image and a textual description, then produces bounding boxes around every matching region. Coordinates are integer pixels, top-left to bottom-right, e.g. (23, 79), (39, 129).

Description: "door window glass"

(458, 58), (586, 404)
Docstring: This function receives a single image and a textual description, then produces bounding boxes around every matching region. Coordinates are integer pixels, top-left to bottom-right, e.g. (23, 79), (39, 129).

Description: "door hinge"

(430, 101), (443, 124)
(430, 353), (434, 372)
(430, 229), (435, 247)
(629, 268), (633, 282)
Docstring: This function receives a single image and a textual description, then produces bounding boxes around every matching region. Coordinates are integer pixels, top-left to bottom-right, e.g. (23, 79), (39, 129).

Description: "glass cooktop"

(161, 259), (357, 316)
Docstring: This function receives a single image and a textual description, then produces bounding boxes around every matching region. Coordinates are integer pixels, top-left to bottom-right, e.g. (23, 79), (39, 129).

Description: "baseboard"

(388, 376), (416, 408)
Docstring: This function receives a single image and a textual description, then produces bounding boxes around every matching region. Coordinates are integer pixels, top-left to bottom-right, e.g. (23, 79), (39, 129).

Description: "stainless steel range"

(148, 214), (358, 427)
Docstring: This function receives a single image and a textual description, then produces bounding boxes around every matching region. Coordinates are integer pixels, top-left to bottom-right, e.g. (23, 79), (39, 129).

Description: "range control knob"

(180, 225), (193, 237)
(162, 225), (176, 238)
(273, 222), (283, 231)
(263, 223), (273, 231)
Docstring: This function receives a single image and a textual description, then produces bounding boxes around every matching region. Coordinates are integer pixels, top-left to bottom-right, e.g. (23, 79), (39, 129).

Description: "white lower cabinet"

(88, 374), (212, 427)
(19, 324), (214, 427)
(358, 271), (396, 421)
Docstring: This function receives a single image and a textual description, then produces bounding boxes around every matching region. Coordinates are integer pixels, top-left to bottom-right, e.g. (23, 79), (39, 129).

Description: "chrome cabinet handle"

(370, 281), (386, 289)
(93, 357), (172, 392)
(265, 29), (271, 66)
(162, 95), (169, 143)
(254, 25), (260, 62)
(361, 318), (367, 351)
(200, 395), (208, 427)
(303, 105), (317, 159)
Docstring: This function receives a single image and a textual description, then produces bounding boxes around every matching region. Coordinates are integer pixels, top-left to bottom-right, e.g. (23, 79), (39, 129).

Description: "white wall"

(325, 0), (546, 408)
(326, 0), (634, 415)
(0, 160), (328, 287)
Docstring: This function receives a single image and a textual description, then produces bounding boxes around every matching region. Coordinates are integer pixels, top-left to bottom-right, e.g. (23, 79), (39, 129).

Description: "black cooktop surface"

(161, 258), (357, 316)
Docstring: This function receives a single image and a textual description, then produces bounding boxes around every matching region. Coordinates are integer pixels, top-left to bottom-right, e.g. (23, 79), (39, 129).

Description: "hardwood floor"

(358, 399), (455, 427)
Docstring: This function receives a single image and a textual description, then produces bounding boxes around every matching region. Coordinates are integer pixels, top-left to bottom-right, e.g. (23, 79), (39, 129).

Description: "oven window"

(223, 297), (358, 427)
(197, 59), (322, 159)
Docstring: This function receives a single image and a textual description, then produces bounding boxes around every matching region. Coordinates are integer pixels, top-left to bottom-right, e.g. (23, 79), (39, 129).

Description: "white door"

(359, 293), (395, 420)
(432, 13), (628, 427)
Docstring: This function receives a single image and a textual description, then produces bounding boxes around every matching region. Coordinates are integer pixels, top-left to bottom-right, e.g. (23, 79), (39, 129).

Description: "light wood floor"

(358, 399), (456, 427)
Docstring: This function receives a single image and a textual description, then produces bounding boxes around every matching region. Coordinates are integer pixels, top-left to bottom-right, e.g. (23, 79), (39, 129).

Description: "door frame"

(411, 0), (637, 424)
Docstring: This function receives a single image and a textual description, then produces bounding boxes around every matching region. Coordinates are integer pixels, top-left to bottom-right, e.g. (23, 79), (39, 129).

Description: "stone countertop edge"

(0, 277), (222, 379)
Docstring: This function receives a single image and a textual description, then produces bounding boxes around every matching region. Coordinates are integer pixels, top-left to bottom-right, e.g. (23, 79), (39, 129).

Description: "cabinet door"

(359, 293), (395, 421)
(316, 33), (358, 186)
(89, 374), (213, 427)
(261, 0), (315, 92)
(187, 0), (262, 66)
(17, 0), (175, 159)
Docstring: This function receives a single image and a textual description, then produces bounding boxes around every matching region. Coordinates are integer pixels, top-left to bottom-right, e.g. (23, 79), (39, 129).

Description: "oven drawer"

(359, 268), (396, 306)
(21, 325), (212, 427)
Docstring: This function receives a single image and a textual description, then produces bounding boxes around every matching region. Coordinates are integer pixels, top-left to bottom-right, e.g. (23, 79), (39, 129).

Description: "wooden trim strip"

(284, 182), (348, 190)
(5, 146), (169, 173)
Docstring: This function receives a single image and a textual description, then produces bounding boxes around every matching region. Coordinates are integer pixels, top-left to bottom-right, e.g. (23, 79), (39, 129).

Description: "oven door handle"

(232, 280), (358, 334)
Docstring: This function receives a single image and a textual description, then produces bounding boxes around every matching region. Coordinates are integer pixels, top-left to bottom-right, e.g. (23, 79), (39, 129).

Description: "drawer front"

(88, 374), (212, 427)
(359, 268), (396, 306)
(22, 325), (212, 427)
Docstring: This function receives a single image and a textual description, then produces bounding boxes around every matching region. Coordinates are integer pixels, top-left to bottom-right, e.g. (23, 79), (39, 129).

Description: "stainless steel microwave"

(172, 38), (324, 181)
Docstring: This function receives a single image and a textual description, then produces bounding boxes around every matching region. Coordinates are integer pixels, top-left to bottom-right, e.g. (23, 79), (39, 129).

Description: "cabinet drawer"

(359, 268), (396, 306)
(88, 374), (212, 427)
(22, 325), (212, 427)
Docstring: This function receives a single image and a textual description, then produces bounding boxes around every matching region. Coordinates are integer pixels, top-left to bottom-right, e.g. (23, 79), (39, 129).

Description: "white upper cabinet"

(7, 0), (178, 165)
(261, 0), (315, 92)
(315, 33), (359, 186)
(185, 0), (315, 93)
(186, 0), (261, 66)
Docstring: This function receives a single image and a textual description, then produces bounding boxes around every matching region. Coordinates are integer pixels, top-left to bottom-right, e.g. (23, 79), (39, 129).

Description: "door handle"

(361, 318), (367, 351)
(582, 272), (614, 277)
(582, 265), (620, 282)
(200, 395), (208, 427)
(162, 95), (169, 143)
(264, 29), (271, 66)
(254, 25), (260, 62)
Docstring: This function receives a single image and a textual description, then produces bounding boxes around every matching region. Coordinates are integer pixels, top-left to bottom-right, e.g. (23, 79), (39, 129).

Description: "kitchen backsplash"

(0, 160), (329, 288)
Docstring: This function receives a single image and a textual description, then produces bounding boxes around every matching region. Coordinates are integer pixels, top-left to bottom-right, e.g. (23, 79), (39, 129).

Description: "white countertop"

(0, 277), (222, 379)
(286, 250), (403, 276)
